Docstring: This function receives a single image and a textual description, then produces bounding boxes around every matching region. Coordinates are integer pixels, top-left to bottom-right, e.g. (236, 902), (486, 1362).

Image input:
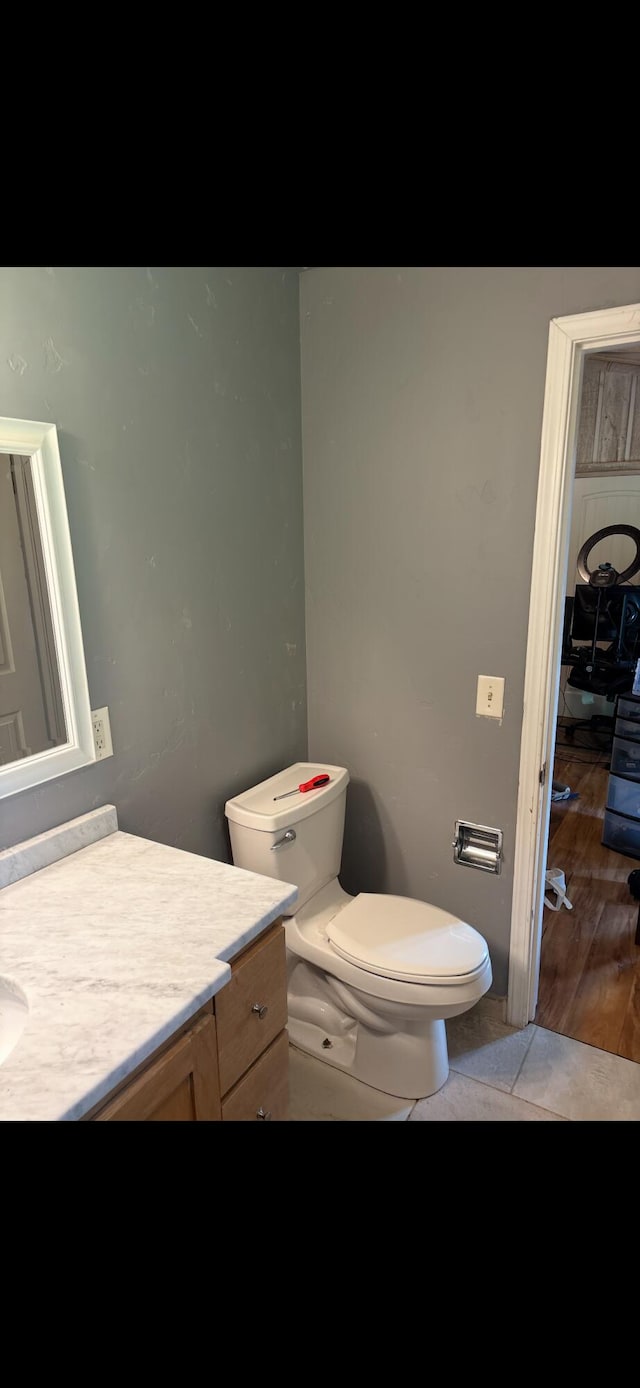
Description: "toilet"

(225, 762), (492, 1099)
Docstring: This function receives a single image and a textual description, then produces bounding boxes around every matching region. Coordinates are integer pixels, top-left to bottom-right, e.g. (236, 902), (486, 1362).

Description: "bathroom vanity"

(0, 807), (296, 1121)
(91, 922), (289, 1121)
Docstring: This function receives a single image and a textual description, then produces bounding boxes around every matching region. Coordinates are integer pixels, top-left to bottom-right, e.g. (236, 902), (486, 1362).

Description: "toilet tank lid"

(225, 762), (350, 832)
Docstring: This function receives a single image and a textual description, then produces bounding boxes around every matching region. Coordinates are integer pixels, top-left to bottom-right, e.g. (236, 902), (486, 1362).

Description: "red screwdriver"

(273, 773), (331, 800)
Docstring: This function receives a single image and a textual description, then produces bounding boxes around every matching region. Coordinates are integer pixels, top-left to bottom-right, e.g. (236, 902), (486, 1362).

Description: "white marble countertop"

(0, 826), (297, 1121)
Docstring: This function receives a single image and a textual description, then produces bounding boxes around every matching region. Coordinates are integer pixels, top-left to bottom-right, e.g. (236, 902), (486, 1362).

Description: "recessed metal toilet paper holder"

(453, 820), (503, 874)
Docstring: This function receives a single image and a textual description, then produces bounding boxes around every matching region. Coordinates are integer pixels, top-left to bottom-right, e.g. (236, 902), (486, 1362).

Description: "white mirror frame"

(0, 416), (95, 799)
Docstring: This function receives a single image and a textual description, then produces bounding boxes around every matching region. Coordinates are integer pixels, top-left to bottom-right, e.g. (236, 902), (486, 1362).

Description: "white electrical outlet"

(91, 706), (114, 760)
(476, 675), (505, 720)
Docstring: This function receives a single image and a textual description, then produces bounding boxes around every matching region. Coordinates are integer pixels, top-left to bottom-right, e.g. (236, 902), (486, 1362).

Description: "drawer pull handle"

(257, 1107), (272, 1120)
(251, 1003), (268, 1019)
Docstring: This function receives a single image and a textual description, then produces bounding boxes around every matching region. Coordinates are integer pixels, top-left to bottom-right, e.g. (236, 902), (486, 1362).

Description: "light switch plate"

(476, 675), (505, 719)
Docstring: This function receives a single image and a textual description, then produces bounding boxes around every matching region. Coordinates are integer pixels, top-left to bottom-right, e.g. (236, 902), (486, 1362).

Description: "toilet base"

(287, 967), (450, 1100)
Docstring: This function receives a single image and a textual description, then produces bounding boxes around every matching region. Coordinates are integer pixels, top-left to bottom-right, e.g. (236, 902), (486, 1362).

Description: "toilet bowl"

(225, 762), (492, 1100)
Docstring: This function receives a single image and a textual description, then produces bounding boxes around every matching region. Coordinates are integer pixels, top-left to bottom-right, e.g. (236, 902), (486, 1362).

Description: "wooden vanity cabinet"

(90, 920), (288, 1122)
(221, 1030), (289, 1121)
(95, 1012), (220, 1121)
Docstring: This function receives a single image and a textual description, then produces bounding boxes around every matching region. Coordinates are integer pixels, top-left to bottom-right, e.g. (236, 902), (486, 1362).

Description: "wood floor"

(536, 734), (640, 1061)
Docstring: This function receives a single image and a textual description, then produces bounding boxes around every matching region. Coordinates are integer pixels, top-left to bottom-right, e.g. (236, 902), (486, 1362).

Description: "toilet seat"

(326, 892), (489, 986)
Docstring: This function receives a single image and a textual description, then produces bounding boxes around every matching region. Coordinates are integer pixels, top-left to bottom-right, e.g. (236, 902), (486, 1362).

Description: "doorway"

(535, 350), (640, 1058)
(507, 302), (640, 1035)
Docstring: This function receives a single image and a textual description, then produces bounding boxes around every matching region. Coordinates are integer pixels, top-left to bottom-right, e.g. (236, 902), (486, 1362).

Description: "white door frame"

(507, 302), (640, 1029)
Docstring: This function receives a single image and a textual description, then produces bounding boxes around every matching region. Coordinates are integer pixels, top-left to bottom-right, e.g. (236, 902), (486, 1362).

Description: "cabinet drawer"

(617, 696), (640, 722)
(606, 773), (640, 819)
(215, 924), (287, 1094)
(615, 716), (640, 742)
(610, 735), (640, 782)
(222, 1030), (289, 1121)
(602, 809), (640, 860)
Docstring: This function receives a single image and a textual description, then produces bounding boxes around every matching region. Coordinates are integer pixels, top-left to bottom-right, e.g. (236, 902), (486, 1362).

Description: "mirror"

(1, 454), (67, 762)
(0, 417), (95, 799)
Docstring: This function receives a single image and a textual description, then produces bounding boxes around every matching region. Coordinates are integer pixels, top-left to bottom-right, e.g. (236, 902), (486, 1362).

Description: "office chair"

(560, 524), (640, 749)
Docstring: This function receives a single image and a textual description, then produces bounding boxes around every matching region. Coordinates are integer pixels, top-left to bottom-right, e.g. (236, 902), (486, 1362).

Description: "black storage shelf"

(602, 690), (640, 859)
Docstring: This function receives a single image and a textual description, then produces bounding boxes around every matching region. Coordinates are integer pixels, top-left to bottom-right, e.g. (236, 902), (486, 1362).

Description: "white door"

(0, 455), (51, 763)
(566, 475), (640, 596)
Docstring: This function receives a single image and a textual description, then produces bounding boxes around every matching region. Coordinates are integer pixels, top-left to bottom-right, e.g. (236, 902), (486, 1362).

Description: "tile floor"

(287, 997), (640, 1121)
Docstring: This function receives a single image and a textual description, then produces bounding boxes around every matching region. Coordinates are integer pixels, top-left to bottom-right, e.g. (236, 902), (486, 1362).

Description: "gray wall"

(1, 267), (306, 857)
(300, 266), (640, 994)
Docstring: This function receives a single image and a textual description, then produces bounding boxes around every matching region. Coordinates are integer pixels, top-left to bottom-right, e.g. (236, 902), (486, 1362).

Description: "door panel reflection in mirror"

(0, 454), (66, 767)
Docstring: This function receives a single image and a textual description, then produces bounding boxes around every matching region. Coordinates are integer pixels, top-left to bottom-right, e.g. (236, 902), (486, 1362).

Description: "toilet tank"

(225, 762), (349, 912)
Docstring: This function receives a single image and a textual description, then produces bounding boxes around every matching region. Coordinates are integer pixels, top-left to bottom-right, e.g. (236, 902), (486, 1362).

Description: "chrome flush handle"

(271, 828), (296, 850)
